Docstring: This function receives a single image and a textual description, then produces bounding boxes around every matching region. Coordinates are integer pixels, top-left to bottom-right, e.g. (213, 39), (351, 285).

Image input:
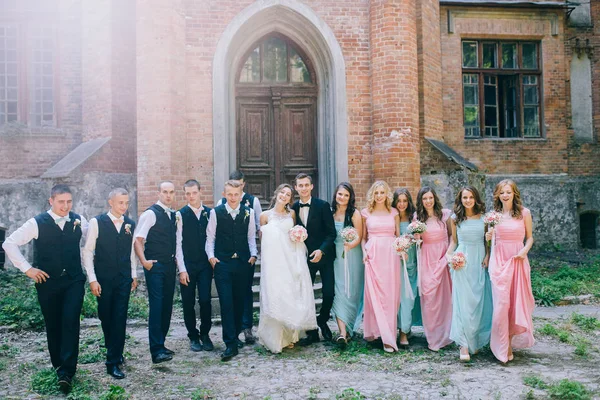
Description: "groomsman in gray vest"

(2, 184), (88, 393)
(134, 181), (177, 364)
(176, 179), (214, 352)
(82, 188), (137, 379)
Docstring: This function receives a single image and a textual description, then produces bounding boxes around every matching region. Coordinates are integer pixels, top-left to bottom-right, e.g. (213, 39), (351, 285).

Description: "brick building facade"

(0, 0), (599, 261)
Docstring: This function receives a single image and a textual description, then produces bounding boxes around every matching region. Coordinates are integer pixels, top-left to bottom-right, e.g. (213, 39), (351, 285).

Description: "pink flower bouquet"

(483, 211), (502, 227)
(393, 235), (414, 256)
(450, 252), (466, 271)
(406, 220), (427, 235)
(289, 225), (308, 243)
(339, 226), (359, 259)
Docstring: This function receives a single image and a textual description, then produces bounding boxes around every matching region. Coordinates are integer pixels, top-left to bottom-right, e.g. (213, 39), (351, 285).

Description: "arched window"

(238, 36), (313, 84)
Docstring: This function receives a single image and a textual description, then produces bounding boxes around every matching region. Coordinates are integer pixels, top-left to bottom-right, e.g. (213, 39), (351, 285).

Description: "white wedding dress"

(257, 210), (317, 353)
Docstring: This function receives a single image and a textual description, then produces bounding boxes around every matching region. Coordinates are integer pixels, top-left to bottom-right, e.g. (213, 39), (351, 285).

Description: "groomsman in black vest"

(176, 179), (214, 352)
(82, 188), (137, 379)
(292, 173), (337, 345)
(216, 170), (261, 344)
(2, 184), (88, 393)
(206, 180), (258, 361)
(134, 181), (177, 364)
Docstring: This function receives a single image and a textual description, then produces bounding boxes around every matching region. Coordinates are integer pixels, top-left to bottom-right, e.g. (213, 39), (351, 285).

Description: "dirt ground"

(0, 304), (599, 400)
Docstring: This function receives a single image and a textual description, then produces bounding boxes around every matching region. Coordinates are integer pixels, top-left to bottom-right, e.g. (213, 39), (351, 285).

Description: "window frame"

(0, 7), (60, 132)
(461, 39), (543, 139)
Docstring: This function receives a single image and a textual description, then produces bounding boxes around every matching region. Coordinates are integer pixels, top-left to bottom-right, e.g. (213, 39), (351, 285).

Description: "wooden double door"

(236, 86), (318, 204)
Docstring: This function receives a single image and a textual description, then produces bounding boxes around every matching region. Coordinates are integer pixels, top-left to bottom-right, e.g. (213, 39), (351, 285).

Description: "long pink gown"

(419, 209), (453, 351)
(362, 208), (401, 351)
(489, 207), (535, 362)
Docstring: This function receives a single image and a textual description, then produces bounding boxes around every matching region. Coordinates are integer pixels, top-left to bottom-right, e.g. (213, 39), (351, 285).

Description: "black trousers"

(308, 260), (335, 328)
(180, 263), (213, 340)
(144, 261), (176, 356)
(213, 258), (249, 347)
(96, 274), (132, 366)
(241, 261), (256, 330)
(35, 274), (85, 378)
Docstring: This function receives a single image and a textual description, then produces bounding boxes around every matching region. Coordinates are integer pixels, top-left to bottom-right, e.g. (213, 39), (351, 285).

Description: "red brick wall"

(565, 0), (600, 176)
(437, 6), (569, 175)
(0, 0), (83, 178)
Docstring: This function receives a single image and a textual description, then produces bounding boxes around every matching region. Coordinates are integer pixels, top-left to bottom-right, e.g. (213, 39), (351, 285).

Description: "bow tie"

(55, 216), (71, 224)
(164, 208), (175, 214)
(299, 203), (310, 208)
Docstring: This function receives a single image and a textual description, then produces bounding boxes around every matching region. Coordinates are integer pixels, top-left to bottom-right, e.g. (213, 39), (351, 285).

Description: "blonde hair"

(493, 179), (523, 219)
(366, 181), (393, 212)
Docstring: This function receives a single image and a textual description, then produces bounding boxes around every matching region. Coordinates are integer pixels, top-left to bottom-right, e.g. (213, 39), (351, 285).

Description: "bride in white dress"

(257, 184), (317, 353)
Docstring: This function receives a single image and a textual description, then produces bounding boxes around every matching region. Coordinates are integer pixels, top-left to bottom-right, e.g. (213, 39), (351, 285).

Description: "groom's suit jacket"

(292, 198), (337, 265)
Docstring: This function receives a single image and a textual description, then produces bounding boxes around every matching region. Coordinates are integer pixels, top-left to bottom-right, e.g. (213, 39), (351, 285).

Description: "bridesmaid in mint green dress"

(392, 188), (422, 346)
(446, 186), (493, 361)
(331, 182), (364, 347)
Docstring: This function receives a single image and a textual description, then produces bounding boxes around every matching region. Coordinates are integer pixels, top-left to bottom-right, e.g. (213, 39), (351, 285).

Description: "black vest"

(221, 192), (255, 211)
(93, 213), (136, 282)
(214, 204), (251, 261)
(33, 211), (83, 278)
(144, 204), (176, 264)
(180, 205), (211, 269)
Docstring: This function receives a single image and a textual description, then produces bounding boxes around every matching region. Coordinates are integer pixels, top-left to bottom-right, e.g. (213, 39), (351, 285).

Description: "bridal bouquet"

(289, 225), (308, 243)
(392, 235), (413, 257)
(339, 226), (358, 259)
(406, 220), (427, 235)
(449, 252), (466, 271)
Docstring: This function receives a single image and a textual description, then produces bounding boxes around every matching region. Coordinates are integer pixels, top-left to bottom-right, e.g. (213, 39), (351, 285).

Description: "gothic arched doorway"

(235, 34), (318, 203)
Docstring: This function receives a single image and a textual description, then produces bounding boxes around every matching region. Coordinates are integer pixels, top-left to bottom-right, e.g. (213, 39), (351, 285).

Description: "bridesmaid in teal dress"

(445, 186), (493, 361)
(392, 188), (422, 346)
(331, 182), (364, 347)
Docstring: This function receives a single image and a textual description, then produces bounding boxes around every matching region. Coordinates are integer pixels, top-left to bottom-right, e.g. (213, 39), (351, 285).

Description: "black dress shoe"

(220, 346), (238, 361)
(151, 352), (173, 364)
(298, 332), (319, 347)
(190, 339), (202, 352)
(163, 347), (175, 356)
(57, 375), (72, 393)
(200, 334), (214, 351)
(107, 365), (125, 379)
(319, 322), (333, 342)
(235, 338), (244, 349)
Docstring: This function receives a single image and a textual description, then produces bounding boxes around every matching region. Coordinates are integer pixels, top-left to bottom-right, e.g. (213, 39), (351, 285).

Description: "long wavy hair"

(493, 179), (523, 219)
(331, 182), (357, 227)
(268, 183), (293, 212)
(366, 181), (393, 213)
(453, 186), (486, 226)
(392, 188), (416, 220)
(416, 186), (443, 223)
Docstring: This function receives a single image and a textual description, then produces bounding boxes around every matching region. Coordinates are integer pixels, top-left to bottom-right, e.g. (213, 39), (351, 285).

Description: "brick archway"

(212, 0), (348, 203)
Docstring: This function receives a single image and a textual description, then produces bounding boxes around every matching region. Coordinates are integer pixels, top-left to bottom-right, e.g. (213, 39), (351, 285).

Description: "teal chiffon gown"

(397, 221), (422, 334)
(331, 221), (364, 335)
(449, 217), (493, 353)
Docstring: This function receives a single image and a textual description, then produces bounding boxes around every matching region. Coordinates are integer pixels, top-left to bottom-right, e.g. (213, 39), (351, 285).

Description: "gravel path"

(1, 305), (599, 399)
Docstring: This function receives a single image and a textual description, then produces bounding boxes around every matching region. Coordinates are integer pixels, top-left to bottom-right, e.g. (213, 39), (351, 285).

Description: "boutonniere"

(124, 224), (132, 235)
(175, 214), (180, 223)
(73, 219), (81, 232)
(202, 210), (208, 219)
(244, 209), (250, 222)
(245, 200), (251, 207)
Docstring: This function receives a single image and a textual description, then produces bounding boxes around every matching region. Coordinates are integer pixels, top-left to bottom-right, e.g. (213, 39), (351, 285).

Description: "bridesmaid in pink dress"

(361, 181), (401, 352)
(416, 186), (453, 351)
(486, 179), (535, 363)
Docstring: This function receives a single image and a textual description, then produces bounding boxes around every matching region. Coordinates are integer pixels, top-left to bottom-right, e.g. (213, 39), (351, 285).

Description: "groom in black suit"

(292, 173), (337, 345)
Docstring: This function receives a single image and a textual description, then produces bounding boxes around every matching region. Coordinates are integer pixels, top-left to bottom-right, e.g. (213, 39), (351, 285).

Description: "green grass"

(31, 368), (103, 400)
(191, 388), (214, 400)
(99, 385), (130, 400)
(336, 388), (366, 400)
(571, 313), (600, 332)
(523, 375), (548, 389)
(530, 257), (600, 306)
(548, 379), (592, 400)
(0, 272), (45, 330)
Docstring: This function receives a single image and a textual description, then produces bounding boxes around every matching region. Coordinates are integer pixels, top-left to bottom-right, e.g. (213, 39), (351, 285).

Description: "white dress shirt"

(205, 204), (257, 260)
(2, 210), (89, 273)
(82, 212), (137, 283)
(217, 192), (262, 232)
(299, 197), (312, 226)
(175, 203), (205, 273)
(134, 201), (173, 240)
